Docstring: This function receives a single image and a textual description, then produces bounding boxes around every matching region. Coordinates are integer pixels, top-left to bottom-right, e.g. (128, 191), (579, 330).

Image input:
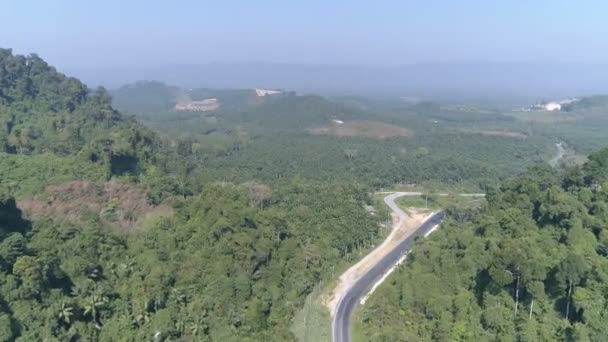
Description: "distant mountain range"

(68, 62), (608, 102)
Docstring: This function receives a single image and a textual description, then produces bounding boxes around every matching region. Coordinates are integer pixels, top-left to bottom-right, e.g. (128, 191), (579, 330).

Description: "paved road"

(384, 192), (421, 221)
(332, 193), (445, 342)
(377, 191), (485, 197)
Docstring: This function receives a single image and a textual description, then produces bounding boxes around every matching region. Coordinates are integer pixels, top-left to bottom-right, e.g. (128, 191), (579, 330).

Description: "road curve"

(332, 193), (445, 342)
(383, 192), (418, 221)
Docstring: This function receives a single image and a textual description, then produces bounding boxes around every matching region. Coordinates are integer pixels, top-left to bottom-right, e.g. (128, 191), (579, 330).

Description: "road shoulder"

(325, 206), (431, 316)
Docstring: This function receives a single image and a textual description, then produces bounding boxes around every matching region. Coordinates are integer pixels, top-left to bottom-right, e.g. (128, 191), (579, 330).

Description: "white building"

(255, 89), (282, 97)
(543, 102), (561, 111)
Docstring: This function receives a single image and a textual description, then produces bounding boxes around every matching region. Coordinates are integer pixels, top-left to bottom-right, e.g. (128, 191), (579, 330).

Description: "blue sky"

(2, 0), (608, 68)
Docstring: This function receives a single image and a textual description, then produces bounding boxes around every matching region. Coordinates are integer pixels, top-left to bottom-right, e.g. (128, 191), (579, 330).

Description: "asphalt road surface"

(332, 196), (445, 342)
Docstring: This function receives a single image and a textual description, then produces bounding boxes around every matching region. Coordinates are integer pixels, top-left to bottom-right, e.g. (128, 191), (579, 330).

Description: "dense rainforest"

(357, 149), (608, 341)
(1, 180), (380, 341)
(0, 49), (382, 341)
(0, 49), (161, 177)
(3, 48), (608, 342)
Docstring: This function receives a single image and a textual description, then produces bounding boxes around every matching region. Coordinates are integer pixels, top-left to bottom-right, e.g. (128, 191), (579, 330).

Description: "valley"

(1, 48), (608, 342)
(5, 2), (608, 341)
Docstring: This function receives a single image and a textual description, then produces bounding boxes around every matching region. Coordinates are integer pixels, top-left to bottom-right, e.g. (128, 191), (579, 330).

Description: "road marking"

(332, 191), (455, 342)
(359, 214), (440, 306)
(424, 224), (440, 237)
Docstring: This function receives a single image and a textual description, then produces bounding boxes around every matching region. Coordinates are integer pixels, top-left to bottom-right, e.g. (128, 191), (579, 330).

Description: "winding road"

(331, 192), (446, 342)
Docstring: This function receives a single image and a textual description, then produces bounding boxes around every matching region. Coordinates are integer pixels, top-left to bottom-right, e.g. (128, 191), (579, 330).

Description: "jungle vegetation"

(357, 149), (608, 341)
(2, 48), (608, 342)
(0, 48), (382, 341)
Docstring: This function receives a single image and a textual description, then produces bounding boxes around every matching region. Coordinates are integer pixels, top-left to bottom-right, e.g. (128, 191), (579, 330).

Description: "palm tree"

(189, 317), (207, 338)
(120, 256), (135, 277)
(133, 300), (152, 327)
(83, 291), (108, 329)
(175, 319), (186, 334)
(171, 288), (189, 305)
(344, 149), (358, 160)
(58, 303), (73, 325)
(134, 312), (151, 326)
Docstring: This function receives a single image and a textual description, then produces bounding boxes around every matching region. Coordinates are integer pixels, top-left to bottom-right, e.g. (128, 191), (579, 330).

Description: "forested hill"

(111, 81), (180, 118)
(111, 80), (367, 131)
(0, 49), (159, 176)
(111, 81), (257, 118)
(0, 49), (384, 341)
(359, 148), (608, 341)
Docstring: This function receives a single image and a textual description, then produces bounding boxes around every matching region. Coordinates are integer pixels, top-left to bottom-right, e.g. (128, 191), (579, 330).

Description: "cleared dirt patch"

(460, 129), (528, 139)
(175, 98), (220, 112)
(310, 120), (414, 139)
(19, 181), (173, 234)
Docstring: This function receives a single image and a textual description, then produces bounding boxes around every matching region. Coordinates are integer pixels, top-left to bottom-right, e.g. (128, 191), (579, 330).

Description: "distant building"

(255, 89), (282, 96)
(524, 98), (579, 112)
(543, 102), (561, 111)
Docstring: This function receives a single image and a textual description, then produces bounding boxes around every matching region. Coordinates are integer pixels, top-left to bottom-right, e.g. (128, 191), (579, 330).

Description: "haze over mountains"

(4, 42), (608, 341)
(5, 0), (608, 340)
(69, 62), (608, 102)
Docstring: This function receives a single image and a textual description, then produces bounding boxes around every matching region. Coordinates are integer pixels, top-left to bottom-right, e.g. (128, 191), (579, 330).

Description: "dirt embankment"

(325, 207), (430, 316)
(310, 120), (414, 139)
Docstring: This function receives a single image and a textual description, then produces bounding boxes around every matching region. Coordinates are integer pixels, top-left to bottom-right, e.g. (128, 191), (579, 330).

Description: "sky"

(2, 0), (608, 69)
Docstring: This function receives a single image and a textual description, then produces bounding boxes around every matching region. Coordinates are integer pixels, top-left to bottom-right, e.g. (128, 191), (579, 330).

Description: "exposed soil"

(309, 120), (414, 139)
(18, 181), (173, 234)
(175, 98), (220, 112)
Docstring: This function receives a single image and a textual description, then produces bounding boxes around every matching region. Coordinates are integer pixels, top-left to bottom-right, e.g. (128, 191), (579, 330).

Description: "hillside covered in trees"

(1, 180), (380, 341)
(357, 149), (608, 341)
(0, 49), (383, 341)
(0, 49), (159, 176)
(4, 48), (608, 342)
(112, 81), (367, 135)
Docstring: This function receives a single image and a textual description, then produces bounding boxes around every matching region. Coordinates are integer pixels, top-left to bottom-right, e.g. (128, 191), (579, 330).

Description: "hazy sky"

(2, 0), (608, 68)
